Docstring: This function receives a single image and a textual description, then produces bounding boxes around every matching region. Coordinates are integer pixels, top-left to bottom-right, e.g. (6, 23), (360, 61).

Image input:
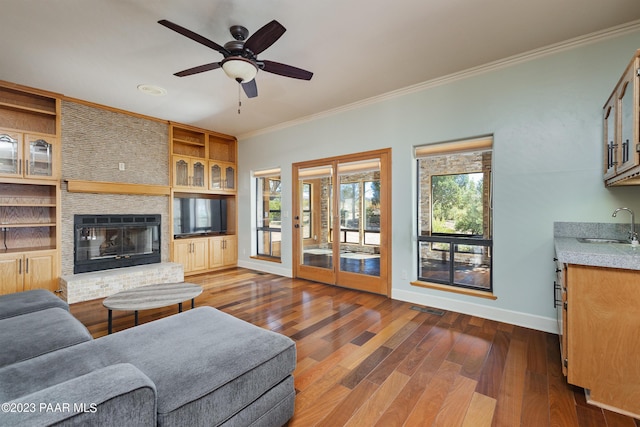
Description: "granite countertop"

(554, 222), (640, 270)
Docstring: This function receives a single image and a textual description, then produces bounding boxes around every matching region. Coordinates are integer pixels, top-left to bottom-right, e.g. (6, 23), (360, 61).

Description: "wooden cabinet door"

(191, 238), (209, 272)
(23, 251), (57, 292)
(173, 239), (193, 273)
(209, 237), (224, 269)
(223, 236), (237, 266)
(0, 253), (22, 295)
(603, 94), (617, 179)
(566, 265), (640, 415)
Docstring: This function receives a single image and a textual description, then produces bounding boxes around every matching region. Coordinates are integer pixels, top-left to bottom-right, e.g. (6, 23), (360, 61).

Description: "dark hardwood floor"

(70, 268), (639, 426)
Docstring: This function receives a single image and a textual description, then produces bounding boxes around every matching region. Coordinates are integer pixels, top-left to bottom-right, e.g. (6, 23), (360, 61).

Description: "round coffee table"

(103, 282), (202, 334)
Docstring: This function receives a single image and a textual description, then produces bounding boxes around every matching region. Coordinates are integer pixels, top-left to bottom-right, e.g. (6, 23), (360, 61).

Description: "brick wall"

(60, 101), (170, 276)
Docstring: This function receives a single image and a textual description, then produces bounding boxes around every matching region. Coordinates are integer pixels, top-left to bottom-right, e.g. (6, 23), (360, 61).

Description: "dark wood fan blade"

(243, 20), (286, 56)
(242, 79), (258, 98)
(174, 62), (221, 77)
(262, 60), (313, 80)
(158, 19), (229, 56)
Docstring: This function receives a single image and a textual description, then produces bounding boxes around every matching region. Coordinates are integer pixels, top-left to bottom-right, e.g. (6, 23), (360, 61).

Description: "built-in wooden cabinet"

(603, 49), (640, 186)
(0, 82), (61, 295)
(170, 122), (238, 275)
(559, 263), (640, 418)
(0, 250), (58, 294)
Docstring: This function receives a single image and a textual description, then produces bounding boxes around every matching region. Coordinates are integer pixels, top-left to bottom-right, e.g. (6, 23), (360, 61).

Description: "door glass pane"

(210, 164), (222, 189)
(337, 159), (381, 277)
(299, 165), (333, 270)
(225, 166), (235, 189)
(193, 161), (205, 188)
(175, 159), (189, 186)
(0, 133), (20, 175)
(28, 138), (53, 177)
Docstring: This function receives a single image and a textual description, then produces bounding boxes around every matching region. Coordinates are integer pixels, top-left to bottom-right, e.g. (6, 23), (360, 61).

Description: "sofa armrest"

(0, 363), (156, 426)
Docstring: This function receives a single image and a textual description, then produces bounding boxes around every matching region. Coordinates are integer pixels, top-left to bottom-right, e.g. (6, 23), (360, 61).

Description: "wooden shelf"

(173, 137), (205, 147)
(0, 223), (56, 228)
(0, 101), (57, 117)
(66, 179), (171, 196)
(0, 203), (56, 207)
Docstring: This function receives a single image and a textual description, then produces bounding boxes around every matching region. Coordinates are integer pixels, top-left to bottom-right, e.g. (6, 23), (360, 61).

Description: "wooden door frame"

(292, 148), (392, 296)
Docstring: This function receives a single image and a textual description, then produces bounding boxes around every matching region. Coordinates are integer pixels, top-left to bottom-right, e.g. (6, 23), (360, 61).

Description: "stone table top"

(103, 282), (203, 311)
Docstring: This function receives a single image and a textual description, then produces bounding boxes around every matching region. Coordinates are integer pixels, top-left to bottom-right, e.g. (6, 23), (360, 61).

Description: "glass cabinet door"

(0, 131), (22, 176)
(192, 160), (206, 188)
(26, 137), (53, 177)
(174, 158), (189, 187)
(210, 163), (222, 190)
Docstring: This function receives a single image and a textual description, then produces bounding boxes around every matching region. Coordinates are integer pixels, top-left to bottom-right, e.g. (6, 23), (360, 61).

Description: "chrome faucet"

(612, 207), (638, 242)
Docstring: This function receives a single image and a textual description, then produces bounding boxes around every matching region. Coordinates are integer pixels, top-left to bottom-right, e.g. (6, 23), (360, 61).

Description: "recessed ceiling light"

(137, 84), (167, 96)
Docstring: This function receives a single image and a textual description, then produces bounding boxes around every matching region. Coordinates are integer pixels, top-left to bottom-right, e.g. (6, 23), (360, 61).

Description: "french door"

(292, 149), (391, 296)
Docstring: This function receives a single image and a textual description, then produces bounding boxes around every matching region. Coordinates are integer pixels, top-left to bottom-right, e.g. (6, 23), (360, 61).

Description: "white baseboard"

(237, 259), (293, 278)
(392, 288), (558, 334)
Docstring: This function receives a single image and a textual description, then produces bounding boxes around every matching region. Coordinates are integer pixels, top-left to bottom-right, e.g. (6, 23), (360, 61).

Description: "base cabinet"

(0, 250), (57, 294)
(563, 264), (640, 418)
(173, 235), (237, 276)
(173, 238), (209, 274)
(209, 235), (237, 269)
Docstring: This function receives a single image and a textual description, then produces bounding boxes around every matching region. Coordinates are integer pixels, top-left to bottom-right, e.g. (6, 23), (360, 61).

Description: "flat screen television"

(173, 197), (227, 238)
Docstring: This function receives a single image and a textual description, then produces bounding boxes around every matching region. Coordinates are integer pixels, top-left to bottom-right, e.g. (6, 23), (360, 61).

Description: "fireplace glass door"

(74, 215), (160, 274)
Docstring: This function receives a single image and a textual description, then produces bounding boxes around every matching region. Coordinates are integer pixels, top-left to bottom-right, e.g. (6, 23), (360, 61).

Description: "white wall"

(237, 28), (640, 333)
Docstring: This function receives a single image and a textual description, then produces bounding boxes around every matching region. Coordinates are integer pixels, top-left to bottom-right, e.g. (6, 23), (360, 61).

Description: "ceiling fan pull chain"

(238, 83), (242, 114)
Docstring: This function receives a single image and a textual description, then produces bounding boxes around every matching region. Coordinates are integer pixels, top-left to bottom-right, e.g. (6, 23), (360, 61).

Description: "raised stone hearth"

(59, 262), (184, 304)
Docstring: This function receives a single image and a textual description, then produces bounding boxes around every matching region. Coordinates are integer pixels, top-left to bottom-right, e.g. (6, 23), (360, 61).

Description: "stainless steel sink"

(576, 237), (629, 244)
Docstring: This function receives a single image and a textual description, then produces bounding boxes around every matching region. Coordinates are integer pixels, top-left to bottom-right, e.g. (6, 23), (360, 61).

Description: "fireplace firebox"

(74, 214), (161, 274)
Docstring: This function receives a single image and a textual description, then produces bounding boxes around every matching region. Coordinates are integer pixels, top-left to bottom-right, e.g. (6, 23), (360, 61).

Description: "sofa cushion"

(0, 307), (93, 368)
(0, 289), (68, 320)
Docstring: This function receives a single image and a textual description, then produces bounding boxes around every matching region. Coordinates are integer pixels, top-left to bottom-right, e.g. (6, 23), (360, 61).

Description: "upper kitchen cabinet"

(0, 83), (61, 181)
(170, 123), (237, 193)
(603, 50), (640, 186)
(208, 134), (236, 193)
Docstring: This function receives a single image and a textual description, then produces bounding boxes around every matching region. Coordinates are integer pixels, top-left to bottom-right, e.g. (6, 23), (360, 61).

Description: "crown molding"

(238, 20), (640, 141)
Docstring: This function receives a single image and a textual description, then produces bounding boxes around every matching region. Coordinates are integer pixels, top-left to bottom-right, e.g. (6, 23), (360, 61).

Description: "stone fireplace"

(59, 100), (180, 303)
(74, 214), (161, 274)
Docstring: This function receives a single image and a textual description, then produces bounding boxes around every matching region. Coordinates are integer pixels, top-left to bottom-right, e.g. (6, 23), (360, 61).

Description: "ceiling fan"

(158, 19), (313, 98)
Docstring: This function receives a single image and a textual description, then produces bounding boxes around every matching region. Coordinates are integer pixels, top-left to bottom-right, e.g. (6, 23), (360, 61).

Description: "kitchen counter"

(554, 237), (640, 270)
(554, 221), (640, 270)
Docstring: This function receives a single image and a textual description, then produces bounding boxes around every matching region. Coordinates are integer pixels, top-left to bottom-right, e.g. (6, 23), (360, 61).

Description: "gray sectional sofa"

(0, 289), (296, 426)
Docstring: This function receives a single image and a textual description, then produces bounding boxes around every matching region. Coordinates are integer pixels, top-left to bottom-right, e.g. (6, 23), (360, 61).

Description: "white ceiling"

(2, 0), (640, 137)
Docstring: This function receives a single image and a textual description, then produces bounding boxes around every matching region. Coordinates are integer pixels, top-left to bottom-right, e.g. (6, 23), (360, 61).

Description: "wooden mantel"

(65, 180), (171, 196)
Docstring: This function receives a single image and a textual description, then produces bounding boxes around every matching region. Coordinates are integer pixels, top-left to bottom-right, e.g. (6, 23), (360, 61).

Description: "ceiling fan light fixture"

(221, 57), (257, 83)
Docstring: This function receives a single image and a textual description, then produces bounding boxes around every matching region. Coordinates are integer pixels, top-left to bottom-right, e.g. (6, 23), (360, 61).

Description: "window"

(255, 169), (281, 259)
(416, 137), (493, 292)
